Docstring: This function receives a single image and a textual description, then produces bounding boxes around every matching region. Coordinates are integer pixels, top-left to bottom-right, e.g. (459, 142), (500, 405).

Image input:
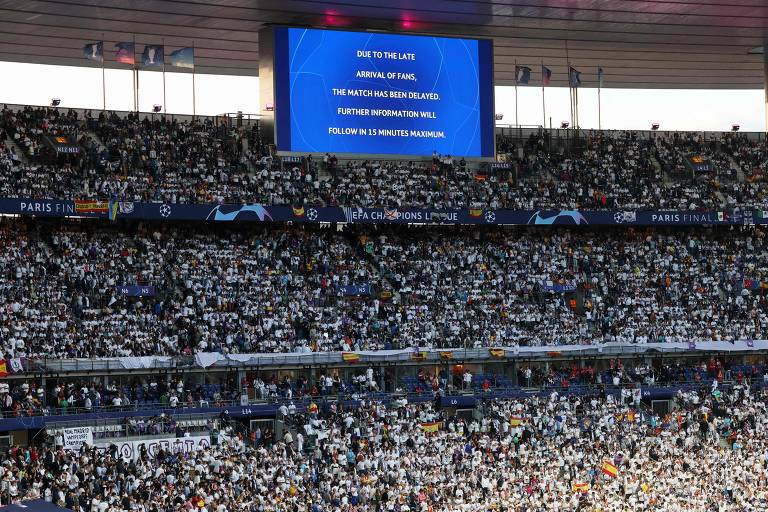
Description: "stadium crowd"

(1, 384), (767, 511)
(2, 106), (768, 210)
(0, 221), (766, 359)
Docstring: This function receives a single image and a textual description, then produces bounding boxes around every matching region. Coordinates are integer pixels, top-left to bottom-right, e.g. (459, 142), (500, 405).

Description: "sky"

(0, 60), (763, 132)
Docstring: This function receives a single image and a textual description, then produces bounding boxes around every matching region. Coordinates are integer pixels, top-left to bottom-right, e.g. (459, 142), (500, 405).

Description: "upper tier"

(1, 106), (766, 211)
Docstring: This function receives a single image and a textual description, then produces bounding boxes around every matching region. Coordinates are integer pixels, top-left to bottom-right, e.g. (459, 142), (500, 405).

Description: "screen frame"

(272, 25), (496, 160)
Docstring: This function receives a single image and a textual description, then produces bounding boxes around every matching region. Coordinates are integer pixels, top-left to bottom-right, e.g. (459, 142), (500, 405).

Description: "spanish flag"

(468, 209), (483, 218)
(489, 349), (505, 358)
(411, 351), (427, 361)
(420, 421), (440, 433)
(547, 351), (562, 357)
(0, 359), (7, 378)
(510, 416), (523, 427)
(439, 351), (453, 360)
(602, 460), (618, 478)
(573, 482), (589, 494)
(342, 352), (360, 363)
(292, 206), (305, 217)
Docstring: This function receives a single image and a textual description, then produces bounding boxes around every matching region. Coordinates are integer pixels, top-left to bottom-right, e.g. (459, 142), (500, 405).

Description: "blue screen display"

(274, 27), (494, 157)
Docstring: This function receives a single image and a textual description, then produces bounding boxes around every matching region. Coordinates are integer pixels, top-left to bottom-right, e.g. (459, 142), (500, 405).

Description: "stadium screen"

(273, 27), (495, 158)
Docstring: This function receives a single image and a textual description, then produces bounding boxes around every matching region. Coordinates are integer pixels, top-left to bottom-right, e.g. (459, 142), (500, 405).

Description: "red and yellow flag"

(342, 352), (360, 363)
(439, 351), (453, 360)
(489, 349), (505, 358)
(573, 482), (590, 494)
(74, 200), (109, 213)
(420, 421), (441, 433)
(0, 359), (7, 378)
(602, 460), (618, 478)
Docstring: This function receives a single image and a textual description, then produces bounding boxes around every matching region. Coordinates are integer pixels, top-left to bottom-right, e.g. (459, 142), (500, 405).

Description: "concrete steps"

(85, 129), (107, 153)
(3, 136), (29, 164)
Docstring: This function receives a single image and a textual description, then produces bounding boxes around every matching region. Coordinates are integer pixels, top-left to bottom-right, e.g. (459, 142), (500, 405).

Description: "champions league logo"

(206, 204), (273, 222)
(527, 210), (588, 225)
(613, 211), (637, 224)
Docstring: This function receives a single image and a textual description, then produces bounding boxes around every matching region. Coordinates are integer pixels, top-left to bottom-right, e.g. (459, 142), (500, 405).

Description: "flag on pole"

(169, 47), (195, 68)
(598, 67), (604, 87)
(569, 67), (582, 87)
(115, 42), (135, 65)
(141, 45), (164, 68)
(83, 42), (103, 62)
(515, 65), (531, 85)
(542, 65), (552, 86)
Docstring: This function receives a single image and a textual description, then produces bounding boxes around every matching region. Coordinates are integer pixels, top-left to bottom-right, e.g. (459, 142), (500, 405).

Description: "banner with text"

(1, 199), (764, 227)
(62, 426), (93, 450)
(94, 434), (212, 461)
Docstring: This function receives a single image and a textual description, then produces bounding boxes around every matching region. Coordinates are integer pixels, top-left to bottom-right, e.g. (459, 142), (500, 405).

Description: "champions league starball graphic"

(206, 204), (273, 222)
(527, 210), (589, 225)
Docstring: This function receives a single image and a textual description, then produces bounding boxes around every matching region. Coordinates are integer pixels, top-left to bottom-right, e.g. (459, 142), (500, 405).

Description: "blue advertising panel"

(274, 27), (495, 157)
(0, 198), (764, 227)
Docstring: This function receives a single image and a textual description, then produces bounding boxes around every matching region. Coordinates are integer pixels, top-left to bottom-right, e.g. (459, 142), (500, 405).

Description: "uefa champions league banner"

(1, 198), (763, 226)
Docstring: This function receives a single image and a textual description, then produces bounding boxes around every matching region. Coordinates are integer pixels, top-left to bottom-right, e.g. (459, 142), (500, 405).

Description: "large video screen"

(273, 27), (494, 157)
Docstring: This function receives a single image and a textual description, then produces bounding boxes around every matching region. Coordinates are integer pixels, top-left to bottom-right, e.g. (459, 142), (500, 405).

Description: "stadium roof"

(0, 0), (765, 89)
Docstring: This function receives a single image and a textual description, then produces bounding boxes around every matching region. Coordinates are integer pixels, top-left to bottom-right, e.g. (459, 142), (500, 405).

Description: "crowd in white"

(2, 106), (768, 210)
(0, 221), (766, 359)
(1, 384), (767, 511)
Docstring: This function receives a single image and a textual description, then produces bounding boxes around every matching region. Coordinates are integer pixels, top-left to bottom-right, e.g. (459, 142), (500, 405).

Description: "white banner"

(62, 427), (93, 450)
(94, 434), (211, 461)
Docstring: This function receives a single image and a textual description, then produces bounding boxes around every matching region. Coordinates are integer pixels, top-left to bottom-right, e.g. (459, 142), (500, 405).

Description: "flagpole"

(133, 35), (138, 112)
(514, 59), (519, 130)
(566, 40), (573, 131)
(192, 41), (196, 119)
(101, 36), (106, 111)
(575, 87), (579, 129)
(541, 59), (546, 129)
(162, 38), (167, 113)
(598, 65), (602, 130)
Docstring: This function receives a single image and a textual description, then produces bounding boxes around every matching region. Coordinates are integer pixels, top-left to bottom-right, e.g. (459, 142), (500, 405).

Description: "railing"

(0, 398), (242, 420)
(19, 341), (765, 375)
(2, 376), (764, 425)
